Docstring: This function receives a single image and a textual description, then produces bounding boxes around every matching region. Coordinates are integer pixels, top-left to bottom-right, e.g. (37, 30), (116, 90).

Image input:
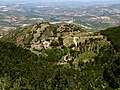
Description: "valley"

(0, 1), (120, 33)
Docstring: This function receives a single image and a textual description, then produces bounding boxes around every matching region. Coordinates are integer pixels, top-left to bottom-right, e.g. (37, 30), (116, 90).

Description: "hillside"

(101, 26), (120, 52)
(0, 23), (120, 89)
(1, 22), (110, 64)
(1, 22), (83, 51)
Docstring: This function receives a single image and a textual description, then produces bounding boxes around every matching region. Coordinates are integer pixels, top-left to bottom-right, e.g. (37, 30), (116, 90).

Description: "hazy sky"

(2, 0), (120, 4)
(2, 0), (120, 2)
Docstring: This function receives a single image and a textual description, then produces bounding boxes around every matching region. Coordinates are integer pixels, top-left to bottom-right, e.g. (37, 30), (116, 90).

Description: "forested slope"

(0, 26), (120, 90)
(101, 26), (120, 51)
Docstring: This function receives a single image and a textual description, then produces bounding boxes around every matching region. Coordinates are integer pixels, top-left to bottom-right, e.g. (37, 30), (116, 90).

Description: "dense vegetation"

(0, 26), (120, 90)
(101, 26), (120, 52)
